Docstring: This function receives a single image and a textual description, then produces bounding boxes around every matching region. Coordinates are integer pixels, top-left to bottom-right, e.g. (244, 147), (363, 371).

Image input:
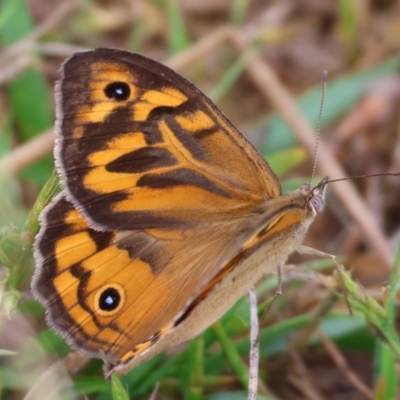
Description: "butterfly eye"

(96, 284), (125, 316)
(104, 81), (131, 101)
(299, 184), (310, 191)
(310, 195), (324, 213)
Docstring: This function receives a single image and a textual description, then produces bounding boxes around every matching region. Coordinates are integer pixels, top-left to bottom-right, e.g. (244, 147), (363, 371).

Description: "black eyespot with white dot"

(104, 82), (131, 101)
(99, 287), (121, 311)
(94, 283), (125, 316)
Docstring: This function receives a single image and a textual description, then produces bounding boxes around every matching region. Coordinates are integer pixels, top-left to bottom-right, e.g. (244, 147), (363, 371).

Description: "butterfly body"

(32, 48), (327, 375)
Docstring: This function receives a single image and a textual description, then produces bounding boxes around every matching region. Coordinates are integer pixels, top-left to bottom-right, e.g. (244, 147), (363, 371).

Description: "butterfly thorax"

(240, 178), (327, 251)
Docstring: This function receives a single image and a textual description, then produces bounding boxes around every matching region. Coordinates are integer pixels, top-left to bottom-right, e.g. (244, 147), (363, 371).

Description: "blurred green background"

(0, 0), (400, 399)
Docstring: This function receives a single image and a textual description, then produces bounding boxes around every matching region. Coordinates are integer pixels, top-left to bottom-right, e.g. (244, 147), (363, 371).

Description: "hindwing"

(33, 192), (279, 361)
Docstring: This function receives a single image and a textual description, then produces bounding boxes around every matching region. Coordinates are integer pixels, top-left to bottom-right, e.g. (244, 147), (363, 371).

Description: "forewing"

(56, 48), (281, 231)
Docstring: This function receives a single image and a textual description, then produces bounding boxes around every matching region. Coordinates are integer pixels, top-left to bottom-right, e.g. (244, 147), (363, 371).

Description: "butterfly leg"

(297, 245), (337, 261)
(270, 261), (283, 305)
(297, 246), (352, 314)
(258, 261), (284, 332)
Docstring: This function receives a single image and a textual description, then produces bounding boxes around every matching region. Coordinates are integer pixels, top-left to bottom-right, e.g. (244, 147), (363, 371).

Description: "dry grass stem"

(293, 294), (337, 349)
(240, 2), (293, 43)
(288, 345), (324, 400)
(22, 360), (73, 400)
(0, 2), (77, 67)
(165, 25), (234, 71)
(0, 27), (235, 177)
(38, 43), (90, 58)
(148, 382), (160, 400)
(0, 129), (54, 178)
(248, 288), (259, 400)
(317, 331), (374, 400)
(0, 54), (33, 85)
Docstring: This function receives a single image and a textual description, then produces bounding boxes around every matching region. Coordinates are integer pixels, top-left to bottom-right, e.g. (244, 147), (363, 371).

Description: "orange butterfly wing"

(33, 193), (276, 361)
(55, 48), (281, 230)
(33, 49), (297, 366)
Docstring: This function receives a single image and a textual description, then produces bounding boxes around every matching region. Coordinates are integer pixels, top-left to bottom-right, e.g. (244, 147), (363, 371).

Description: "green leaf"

(0, 0), (53, 184)
(374, 342), (397, 400)
(186, 335), (205, 400)
(212, 321), (250, 389)
(207, 391), (274, 400)
(166, 0), (190, 53)
(210, 49), (257, 103)
(267, 147), (307, 178)
(111, 373), (130, 400)
(338, 0), (358, 50)
(373, 243), (400, 399)
(75, 376), (109, 395)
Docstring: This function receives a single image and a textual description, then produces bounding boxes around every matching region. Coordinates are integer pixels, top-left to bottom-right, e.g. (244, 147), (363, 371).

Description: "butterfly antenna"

(310, 70), (328, 186)
(316, 172), (400, 188)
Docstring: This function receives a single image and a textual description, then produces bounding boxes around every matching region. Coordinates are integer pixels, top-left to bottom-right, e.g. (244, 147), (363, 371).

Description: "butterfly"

(32, 48), (328, 376)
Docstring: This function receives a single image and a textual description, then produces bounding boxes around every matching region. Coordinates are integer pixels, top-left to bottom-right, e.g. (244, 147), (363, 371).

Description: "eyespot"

(95, 283), (125, 316)
(310, 195), (324, 213)
(104, 82), (131, 101)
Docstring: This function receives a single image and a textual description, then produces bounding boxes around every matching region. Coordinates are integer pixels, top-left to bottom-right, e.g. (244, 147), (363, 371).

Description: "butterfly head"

(298, 176), (329, 216)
